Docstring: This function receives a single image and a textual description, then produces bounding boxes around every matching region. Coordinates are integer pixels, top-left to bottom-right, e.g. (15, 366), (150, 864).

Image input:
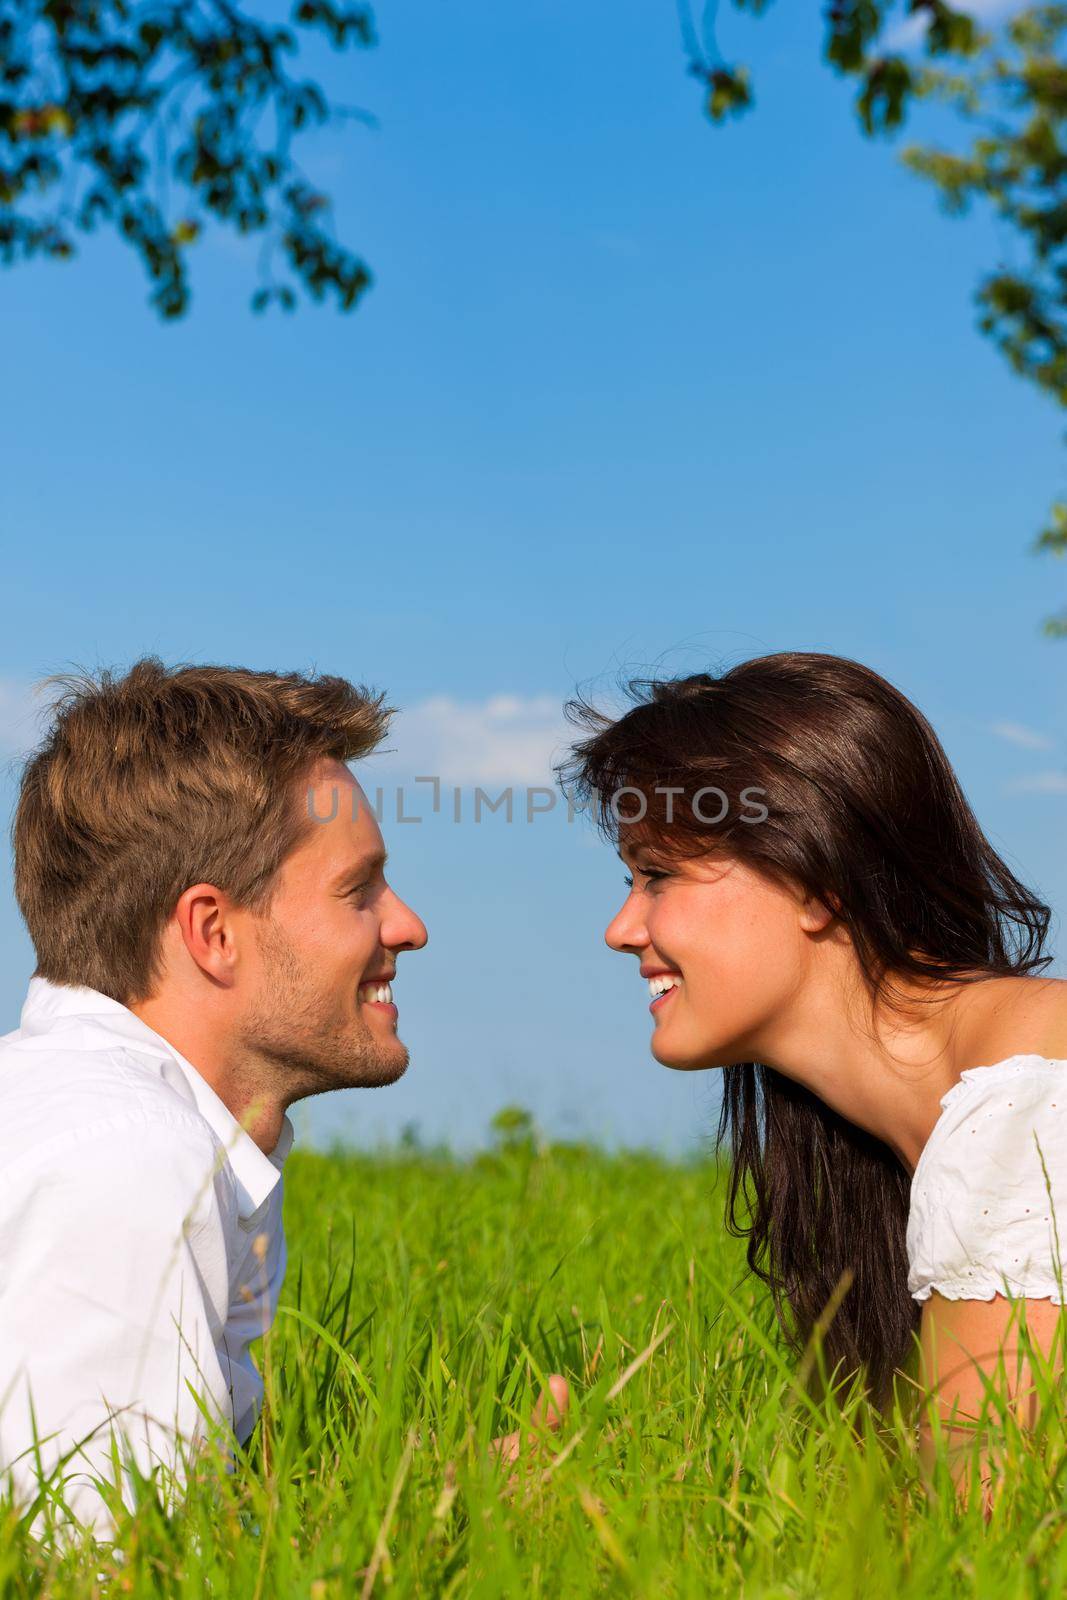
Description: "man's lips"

(358, 975), (397, 1014)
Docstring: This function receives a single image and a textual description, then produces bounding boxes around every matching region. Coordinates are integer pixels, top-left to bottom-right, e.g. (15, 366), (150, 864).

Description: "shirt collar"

(18, 976), (294, 1219)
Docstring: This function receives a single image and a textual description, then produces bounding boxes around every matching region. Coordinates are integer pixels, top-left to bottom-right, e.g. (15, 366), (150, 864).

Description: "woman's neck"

(751, 960), (1067, 1173)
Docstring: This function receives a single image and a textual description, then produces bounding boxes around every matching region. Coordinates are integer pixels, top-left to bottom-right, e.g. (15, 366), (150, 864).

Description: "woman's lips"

(649, 983), (679, 1015)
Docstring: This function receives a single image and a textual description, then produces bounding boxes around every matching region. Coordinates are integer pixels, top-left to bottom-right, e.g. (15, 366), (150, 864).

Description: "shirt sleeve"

(0, 1111), (237, 1535)
(907, 1064), (1067, 1304)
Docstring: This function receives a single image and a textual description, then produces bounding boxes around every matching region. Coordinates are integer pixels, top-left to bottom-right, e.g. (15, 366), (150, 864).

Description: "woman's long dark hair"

(560, 652), (1052, 1401)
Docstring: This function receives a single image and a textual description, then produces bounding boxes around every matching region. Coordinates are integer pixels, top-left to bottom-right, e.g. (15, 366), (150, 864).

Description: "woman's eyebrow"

(620, 851), (654, 873)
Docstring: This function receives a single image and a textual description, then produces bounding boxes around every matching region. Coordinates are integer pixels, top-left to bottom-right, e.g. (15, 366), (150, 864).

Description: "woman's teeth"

(359, 981), (394, 1005)
(648, 975), (680, 999)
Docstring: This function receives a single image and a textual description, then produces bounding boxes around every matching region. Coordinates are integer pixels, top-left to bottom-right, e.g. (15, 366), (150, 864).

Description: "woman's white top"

(907, 1055), (1067, 1304)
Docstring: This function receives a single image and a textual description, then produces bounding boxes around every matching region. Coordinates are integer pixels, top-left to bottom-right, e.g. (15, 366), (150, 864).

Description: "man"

(0, 658), (427, 1532)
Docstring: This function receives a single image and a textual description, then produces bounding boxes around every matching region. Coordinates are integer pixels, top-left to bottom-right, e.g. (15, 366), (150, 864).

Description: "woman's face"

(605, 839), (829, 1071)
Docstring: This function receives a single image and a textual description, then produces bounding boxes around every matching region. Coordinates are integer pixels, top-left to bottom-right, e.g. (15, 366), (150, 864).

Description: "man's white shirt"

(0, 977), (294, 1532)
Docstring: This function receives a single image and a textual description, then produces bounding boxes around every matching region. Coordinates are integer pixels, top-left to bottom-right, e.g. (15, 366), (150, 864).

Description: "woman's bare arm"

(917, 1292), (1064, 1503)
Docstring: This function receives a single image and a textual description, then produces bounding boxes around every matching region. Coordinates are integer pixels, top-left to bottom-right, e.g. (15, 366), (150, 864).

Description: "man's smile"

(358, 975), (397, 1016)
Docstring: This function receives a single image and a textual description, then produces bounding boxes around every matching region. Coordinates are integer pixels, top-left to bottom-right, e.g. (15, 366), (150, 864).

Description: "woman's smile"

(645, 970), (682, 1013)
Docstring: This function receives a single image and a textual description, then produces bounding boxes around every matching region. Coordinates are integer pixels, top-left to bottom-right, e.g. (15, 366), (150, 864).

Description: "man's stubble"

(239, 917), (408, 1099)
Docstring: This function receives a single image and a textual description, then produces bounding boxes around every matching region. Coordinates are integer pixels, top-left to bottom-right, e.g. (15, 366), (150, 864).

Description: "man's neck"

(129, 991), (289, 1156)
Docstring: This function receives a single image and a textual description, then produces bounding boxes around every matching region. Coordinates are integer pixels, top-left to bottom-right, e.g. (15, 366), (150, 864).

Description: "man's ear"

(173, 882), (239, 985)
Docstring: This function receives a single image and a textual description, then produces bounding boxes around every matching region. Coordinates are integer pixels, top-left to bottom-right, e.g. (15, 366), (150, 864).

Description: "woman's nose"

(604, 898), (646, 955)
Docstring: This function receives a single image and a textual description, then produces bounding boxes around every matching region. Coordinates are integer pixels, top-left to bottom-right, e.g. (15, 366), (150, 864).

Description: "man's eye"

(347, 881), (370, 899)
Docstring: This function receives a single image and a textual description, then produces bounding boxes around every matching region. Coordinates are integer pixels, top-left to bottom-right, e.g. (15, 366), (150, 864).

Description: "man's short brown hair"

(14, 658), (392, 1004)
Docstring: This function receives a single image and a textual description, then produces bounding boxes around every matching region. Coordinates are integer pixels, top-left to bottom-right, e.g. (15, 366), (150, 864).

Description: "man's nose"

(384, 890), (428, 953)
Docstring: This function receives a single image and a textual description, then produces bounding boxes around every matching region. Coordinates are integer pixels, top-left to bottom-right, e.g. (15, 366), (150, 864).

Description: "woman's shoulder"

(906, 1054), (1067, 1305)
(949, 974), (1067, 1074)
(917, 1054), (1067, 1188)
(926, 1052), (1067, 1147)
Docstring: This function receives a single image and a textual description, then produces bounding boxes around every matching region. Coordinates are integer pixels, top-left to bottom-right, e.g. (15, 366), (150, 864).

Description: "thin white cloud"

(989, 720), (1055, 752)
(1, 681), (576, 790)
(1005, 771), (1067, 794)
(369, 693), (570, 787)
(885, 0), (1026, 50)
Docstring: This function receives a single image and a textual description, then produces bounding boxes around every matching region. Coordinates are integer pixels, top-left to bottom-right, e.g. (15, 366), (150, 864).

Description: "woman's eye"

(623, 868), (668, 891)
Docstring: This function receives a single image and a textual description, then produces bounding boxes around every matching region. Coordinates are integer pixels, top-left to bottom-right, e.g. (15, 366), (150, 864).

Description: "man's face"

(236, 758), (428, 1097)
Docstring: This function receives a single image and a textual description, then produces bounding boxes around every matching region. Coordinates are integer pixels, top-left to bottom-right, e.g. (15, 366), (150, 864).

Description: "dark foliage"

(0, 0), (376, 315)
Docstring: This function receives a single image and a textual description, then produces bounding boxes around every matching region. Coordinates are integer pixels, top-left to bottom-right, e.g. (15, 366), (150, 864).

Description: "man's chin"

(367, 1054), (409, 1089)
(288, 1038), (410, 1093)
(347, 1041), (410, 1089)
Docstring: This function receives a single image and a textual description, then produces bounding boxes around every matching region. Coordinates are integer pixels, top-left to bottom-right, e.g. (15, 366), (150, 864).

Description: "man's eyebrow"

(333, 849), (388, 888)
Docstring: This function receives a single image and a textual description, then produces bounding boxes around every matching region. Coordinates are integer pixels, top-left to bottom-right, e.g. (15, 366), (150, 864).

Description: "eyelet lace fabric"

(906, 1055), (1067, 1304)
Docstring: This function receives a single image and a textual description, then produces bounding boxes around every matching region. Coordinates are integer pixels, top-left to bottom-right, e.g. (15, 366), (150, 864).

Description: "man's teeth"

(359, 981), (393, 1005)
(648, 975), (680, 999)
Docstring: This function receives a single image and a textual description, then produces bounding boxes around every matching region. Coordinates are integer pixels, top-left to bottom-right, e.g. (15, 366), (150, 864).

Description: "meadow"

(5, 1129), (1066, 1598)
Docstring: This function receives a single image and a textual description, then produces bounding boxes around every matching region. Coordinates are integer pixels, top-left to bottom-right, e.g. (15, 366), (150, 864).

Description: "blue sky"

(1, 0), (1063, 1154)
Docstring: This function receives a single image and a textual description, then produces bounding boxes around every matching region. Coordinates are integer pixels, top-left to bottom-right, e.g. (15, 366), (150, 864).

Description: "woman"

(561, 651), (1065, 1479)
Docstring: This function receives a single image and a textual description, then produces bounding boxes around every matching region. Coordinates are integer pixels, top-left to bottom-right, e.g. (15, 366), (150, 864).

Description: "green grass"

(5, 1138), (1067, 1597)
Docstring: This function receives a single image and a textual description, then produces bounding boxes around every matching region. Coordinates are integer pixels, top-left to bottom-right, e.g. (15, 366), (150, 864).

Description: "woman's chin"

(651, 1028), (724, 1073)
(651, 1033), (703, 1072)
